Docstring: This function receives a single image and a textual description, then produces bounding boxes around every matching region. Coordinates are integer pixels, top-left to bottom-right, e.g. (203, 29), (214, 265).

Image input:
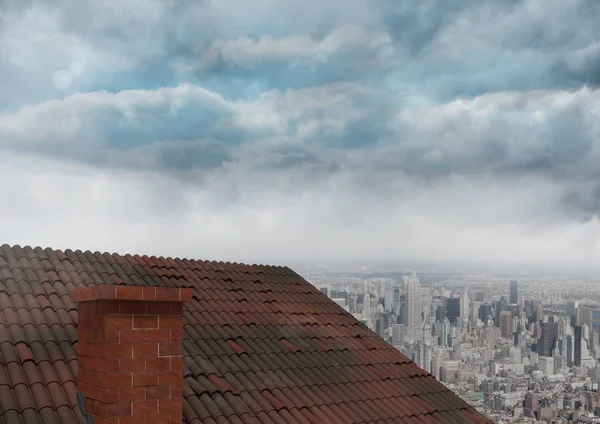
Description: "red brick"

(103, 372), (133, 388)
(155, 287), (179, 302)
(96, 300), (120, 315)
(102, 330), (121, 343)
(120, 329), (146, 343)
(145, 330), (171, 343)
(88, 316), (105, 330)
(158, 343), (181, 357)
(170, 329), (183, 343)
(103, 401), (132, 417)
(170, 384), (182, 399)
(118, 386), (147, 402)
(116, 285), (144, 300)
(77, 370), (98, 385)
(120, 358), (146, 373)
(133, 372), (158, 387)
(145, 413), (172, 424)
(148, 301), (171, 315)
(71, 287), (91, 302)
(158, 371), (181, 385)
(145, 357), (171, 371)
(133, 399), (158, 415)
(119, 300), (147, 315)
(93, 416), (120, 424)
(105, 316), (133, 330)
(96, 358), (120, 373)
(142, 287), (156, 300)
(169, 303), (183, 315)
(96, 285), (117, 300)
(86, 398), (102, 415)
(133, 343), (158, 358)
(170, 411), (183, 424)
(158, 316), (181, 330)
(78, 328), (91, 343)
(116, 417), (146, 424)
(133, 316), (158, 329)
(158, 397), (182, 414)
(79, 382), (116, 403)
(145, 384), (171, 400)
(105, 343), (133, 358)
(180, 289), (193, 302)
(170, 357), (183, 372)
(76, 342), (94, 357)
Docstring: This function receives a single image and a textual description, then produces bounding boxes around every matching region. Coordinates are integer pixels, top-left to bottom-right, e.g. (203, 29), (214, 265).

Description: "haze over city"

(1, 0), (599, 272)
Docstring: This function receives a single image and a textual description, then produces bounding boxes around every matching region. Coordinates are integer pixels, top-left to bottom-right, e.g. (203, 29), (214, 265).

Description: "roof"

(0, 244), (492, 424)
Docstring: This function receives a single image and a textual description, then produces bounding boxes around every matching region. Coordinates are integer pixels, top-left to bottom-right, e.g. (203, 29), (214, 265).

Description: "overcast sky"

(1, 0), (600, 268)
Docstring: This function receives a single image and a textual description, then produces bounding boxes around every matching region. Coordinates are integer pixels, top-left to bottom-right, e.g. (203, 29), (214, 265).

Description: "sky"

(1, 0), (600, 269)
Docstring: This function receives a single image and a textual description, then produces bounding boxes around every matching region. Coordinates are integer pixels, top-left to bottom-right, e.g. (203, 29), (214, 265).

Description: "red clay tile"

(0, 245), (492, 424)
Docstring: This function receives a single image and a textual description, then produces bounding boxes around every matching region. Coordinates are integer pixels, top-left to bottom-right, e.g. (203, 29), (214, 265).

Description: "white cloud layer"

(1, 0), (600, 271)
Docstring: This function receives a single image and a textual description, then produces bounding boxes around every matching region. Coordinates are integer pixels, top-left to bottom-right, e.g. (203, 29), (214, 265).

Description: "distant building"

(447, 298), (461, 324)
(574, 325), (583, 366)
(500, 311), (513, 339)
(404, 271), (422, 341)
(567, 300), (579, 323)
(509, 280), (518, 304)
(479, 303), (493, 324)
(439, 317), (451, 347)
(538, 322), (558, 357)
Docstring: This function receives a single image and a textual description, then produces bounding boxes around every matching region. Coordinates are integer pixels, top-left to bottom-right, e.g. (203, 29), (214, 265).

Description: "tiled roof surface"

(0, 244), (491, 424)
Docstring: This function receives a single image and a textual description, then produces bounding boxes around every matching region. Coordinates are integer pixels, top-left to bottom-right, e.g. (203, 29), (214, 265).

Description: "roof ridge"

(0, 243), (292, 269)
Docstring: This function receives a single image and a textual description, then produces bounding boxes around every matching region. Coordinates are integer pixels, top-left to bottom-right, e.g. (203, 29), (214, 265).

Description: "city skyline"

(1, 1), (600, 267)
(316, 270), (600, 421)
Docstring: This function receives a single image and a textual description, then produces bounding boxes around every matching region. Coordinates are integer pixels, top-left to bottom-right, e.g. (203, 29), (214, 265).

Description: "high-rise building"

(566, 300), (578, 323)
(363, 292), (372, 329)
(404, 271), (422, 341)
(475, 291), (485, 302)
(577, 306), (593, 330)
(439, 317), (450, 347)
(538, 322), (558, 357)
(435, 304), (447, 322)
(574, 325), (583, 366)
(447, 298), (461, 324)
(479, 303), (493, 324)
(391, 324), (401, 346)
(460, 284), (469, 323)
(384, 284), (394, 311)
(399, 294), (406, 325)
(500, 311), (512, 339)
(509, 280), (518, 305)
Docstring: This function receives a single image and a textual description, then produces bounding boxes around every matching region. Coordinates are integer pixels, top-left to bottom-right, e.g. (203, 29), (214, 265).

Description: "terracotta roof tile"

(0, 243), (491, 423)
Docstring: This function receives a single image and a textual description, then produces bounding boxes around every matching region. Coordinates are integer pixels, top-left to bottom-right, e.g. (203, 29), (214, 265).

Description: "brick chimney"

(71, 285), (192, 424)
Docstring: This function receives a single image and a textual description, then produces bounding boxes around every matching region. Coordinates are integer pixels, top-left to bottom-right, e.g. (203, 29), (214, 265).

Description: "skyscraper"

(404, 270), (422, 341)
(440, 317), (450, 347)
(384, 284), (394, 311)
(363, 292), (372, 329)
(500, 310), (513, 339)
(509, 280), (518, 304)
(538, 322), (559, 357)
(447, 298), (461, 324)
(574, 325), (582, 366)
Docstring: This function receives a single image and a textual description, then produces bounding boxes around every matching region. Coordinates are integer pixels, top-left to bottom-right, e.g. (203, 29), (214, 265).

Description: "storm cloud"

(0, 0), (599, 268)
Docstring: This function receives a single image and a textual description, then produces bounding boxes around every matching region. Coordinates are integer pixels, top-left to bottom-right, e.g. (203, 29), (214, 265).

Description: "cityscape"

(2, 0), (600, 422)
(310, 267), (600, 423)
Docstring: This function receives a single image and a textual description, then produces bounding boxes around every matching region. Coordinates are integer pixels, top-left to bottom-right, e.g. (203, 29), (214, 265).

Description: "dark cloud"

(1, 0), (600, 264)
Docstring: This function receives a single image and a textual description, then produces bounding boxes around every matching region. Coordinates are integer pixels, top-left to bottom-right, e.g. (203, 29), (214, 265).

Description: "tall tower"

(363, 292), (372, 329)
(509, 280), (518, 305)
(404, 270), (422, 341)
(461, 283), (469, 324)
(500, 310), (512, 339)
